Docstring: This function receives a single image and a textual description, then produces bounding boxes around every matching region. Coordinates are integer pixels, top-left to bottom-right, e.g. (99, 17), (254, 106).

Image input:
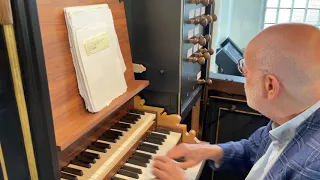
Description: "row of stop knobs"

(187, 47), (214, 65)
(189, 14), (217, 27)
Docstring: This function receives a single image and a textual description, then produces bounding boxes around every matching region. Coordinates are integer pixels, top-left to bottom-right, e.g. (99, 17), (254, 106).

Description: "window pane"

(292, 9), (305, 22)
(308, 0), (320, 8)
(278, 9), (291, 23)
(294, 0), (307, 8)
(265, 8), (278, 23)
(264, 24), (275, 29)
(280, 0), (293, 8)
(305, 10), (319, 25)
(267, 0), (279, 7)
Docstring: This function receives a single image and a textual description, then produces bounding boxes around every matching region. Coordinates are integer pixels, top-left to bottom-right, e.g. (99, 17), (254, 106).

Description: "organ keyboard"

(60, 97), (204, 180)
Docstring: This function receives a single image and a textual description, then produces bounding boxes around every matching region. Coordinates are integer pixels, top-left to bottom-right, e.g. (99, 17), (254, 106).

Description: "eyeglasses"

(237, 58), (247, 76)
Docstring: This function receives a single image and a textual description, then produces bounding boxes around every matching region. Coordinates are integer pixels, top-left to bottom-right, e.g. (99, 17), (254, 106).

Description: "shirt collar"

(269, 100), (320, 144)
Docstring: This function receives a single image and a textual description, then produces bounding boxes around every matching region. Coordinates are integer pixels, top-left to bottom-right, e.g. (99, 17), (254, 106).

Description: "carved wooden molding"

(134, 96), (202, 144)
(0, 0), (13, 25)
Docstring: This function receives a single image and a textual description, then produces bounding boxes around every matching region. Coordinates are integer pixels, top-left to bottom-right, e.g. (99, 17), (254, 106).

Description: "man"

(152, 23), (320, 180)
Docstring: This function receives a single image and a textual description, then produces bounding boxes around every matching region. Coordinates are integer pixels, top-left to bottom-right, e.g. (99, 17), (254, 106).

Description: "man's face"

(240, 57), (265, 113)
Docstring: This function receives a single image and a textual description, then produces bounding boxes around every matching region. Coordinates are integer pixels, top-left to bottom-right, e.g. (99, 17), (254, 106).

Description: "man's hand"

(166, 143), (224, 169)
(152, 156), (187, 180)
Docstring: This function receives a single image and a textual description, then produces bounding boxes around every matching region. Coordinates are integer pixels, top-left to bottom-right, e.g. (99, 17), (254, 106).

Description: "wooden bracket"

(134, 96), (202, 144)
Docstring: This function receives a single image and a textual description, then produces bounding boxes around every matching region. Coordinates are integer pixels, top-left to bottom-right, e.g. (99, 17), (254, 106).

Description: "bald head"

(245, 23), (320, 103)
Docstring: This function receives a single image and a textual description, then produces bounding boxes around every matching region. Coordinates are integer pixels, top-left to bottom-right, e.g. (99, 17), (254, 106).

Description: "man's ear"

(263, 74), (280, 100)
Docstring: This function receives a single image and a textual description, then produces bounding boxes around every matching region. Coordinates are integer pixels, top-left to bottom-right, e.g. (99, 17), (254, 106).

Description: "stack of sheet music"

(64, 4), (127, 113)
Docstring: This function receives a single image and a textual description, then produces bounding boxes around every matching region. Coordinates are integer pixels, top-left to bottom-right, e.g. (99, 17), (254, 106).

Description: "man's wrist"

(201, 144), (224, 163)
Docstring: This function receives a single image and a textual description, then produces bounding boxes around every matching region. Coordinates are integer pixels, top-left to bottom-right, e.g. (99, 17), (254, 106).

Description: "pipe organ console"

(124, 0), (218, 118)
(0, 0), (207, 179)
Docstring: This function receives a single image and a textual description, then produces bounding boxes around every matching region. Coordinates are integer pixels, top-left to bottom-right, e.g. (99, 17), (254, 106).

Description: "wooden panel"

(0, 0), (13, 24)
(208, 78), (245, 96)
(36, 0), (148, 150)
(191, 97), (200, 137)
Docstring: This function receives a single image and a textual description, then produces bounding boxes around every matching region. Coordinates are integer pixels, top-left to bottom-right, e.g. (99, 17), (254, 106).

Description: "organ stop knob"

(199, 48), (214, 55)
(187, 37), (199, 45)
(187, 57), (198, 63)
(189, 17), (200, 25)
(203, 52), (211, 60)
(209, 0), (215, 4)
(194, 52), (203, 57)
(206, 14), (217, 24)
(198, 35), (207, 46)
(197, 79), (212, 85)
(204, 34), (211, 42)
(191, 0), (209, 6)
(200, 16), (208, 27)
(198, 57), (206, 65)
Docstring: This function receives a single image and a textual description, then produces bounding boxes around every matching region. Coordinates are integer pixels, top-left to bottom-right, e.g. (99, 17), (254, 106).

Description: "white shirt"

(245, 100), (320, 180)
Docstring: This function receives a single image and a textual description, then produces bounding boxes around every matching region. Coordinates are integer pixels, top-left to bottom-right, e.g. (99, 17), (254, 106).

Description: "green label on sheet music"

(84, 33), (110, 56)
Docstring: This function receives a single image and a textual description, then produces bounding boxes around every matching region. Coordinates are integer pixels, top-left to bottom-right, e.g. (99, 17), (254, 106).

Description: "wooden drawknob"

(189, 17), (200, 25)
(197, 79), (212, 85)
(208, 48), (214, 55)
(200, 16), (208, 27)
(206, 14), (217, 24)
(209, 0), (215, 4)
(194, 52), (203, 57)
(199, 35), (207, 46)
(198, 57), (206, 65)
(204, 34), (211, 42)
(187, 37), (199, 45)
(199, 48), (207, 54)
(192, 0), (209, 6)
(204, 52), (211, 59)
(187, 57), (198, 63)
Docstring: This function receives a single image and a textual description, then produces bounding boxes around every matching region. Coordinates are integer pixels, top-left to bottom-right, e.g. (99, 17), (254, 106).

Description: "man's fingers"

(153, 158), (168, 171)
(153, 156), (173, 163)
(178, 160), (197, 169)
(152, 168), (171, 180)
(166, 143), (188, 159)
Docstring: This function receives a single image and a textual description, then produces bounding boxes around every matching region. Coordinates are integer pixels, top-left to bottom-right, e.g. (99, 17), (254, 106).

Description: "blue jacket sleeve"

(209, 123), (271, 173)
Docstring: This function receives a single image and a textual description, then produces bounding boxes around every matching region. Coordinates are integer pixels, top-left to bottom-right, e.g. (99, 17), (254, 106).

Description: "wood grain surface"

(36, 0), (148, 150)
(0, 0), (13, 24)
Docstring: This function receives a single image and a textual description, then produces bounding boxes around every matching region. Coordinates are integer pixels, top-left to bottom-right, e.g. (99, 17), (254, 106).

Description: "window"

(264, 0), (320, 29)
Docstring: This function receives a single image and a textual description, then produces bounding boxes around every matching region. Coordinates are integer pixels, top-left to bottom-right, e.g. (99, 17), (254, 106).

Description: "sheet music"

(64, 4), (127, 112)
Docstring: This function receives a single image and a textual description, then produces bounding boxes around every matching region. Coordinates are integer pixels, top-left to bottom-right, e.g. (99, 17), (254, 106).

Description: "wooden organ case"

(124, 0), (217, 118)
(0, 0), (206, 179)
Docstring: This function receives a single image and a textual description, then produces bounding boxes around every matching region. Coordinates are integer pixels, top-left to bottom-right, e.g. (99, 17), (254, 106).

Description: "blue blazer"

(211, 108), (320, 180)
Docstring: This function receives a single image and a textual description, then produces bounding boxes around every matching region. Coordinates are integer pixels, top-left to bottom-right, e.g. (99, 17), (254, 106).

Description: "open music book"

(64, 4), (127, 113)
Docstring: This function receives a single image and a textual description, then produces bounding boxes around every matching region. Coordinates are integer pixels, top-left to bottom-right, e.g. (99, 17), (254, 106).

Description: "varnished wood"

(0, 143), (8, 180)
(58, 100), (132, 168)
(208, 78), (246, 96)
(35, 0), (149, 150)
(0, 0), (13, 24)
(134, 96), (199, 144)
(3, 25), (39, 180)
(191, 97), (201, 137)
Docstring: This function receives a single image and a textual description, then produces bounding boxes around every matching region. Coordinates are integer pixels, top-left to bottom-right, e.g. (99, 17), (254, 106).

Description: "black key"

(127, 158), (147, 167)
(131, 155), (149, 163)
(150, 133), (166, 139)
(142, 143), (159, 150)
(134, 152), (152, 159)
(145, 137), (163, 145)
(118, 169), (139, 179)
(154, 129), (170, 135)
(120, 118), (136, 124)
(124, 114), (141, 119)
(112, 124), (128, 131)
(70, 160), (91, 168)
(109, 130), (124, 136)
(116, 122), (131, 128)
(62, 166), (83, 176)
(129, 109), (145, 115)
(99, 136), (117, 143)
(147, 135), (165, 142)
(102, 133), (120, 140)
(76, 155), (96, 164)
(174, 157), (186, 162)
(138, 145), (157, 154)
(112, 176), (126, 180)
(122, 165), (142, 174)
(92, 142), (111, 149)
(81, 151), (100, 159)
(61, 172), (78, 180)
(88, 145), (107, 153)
